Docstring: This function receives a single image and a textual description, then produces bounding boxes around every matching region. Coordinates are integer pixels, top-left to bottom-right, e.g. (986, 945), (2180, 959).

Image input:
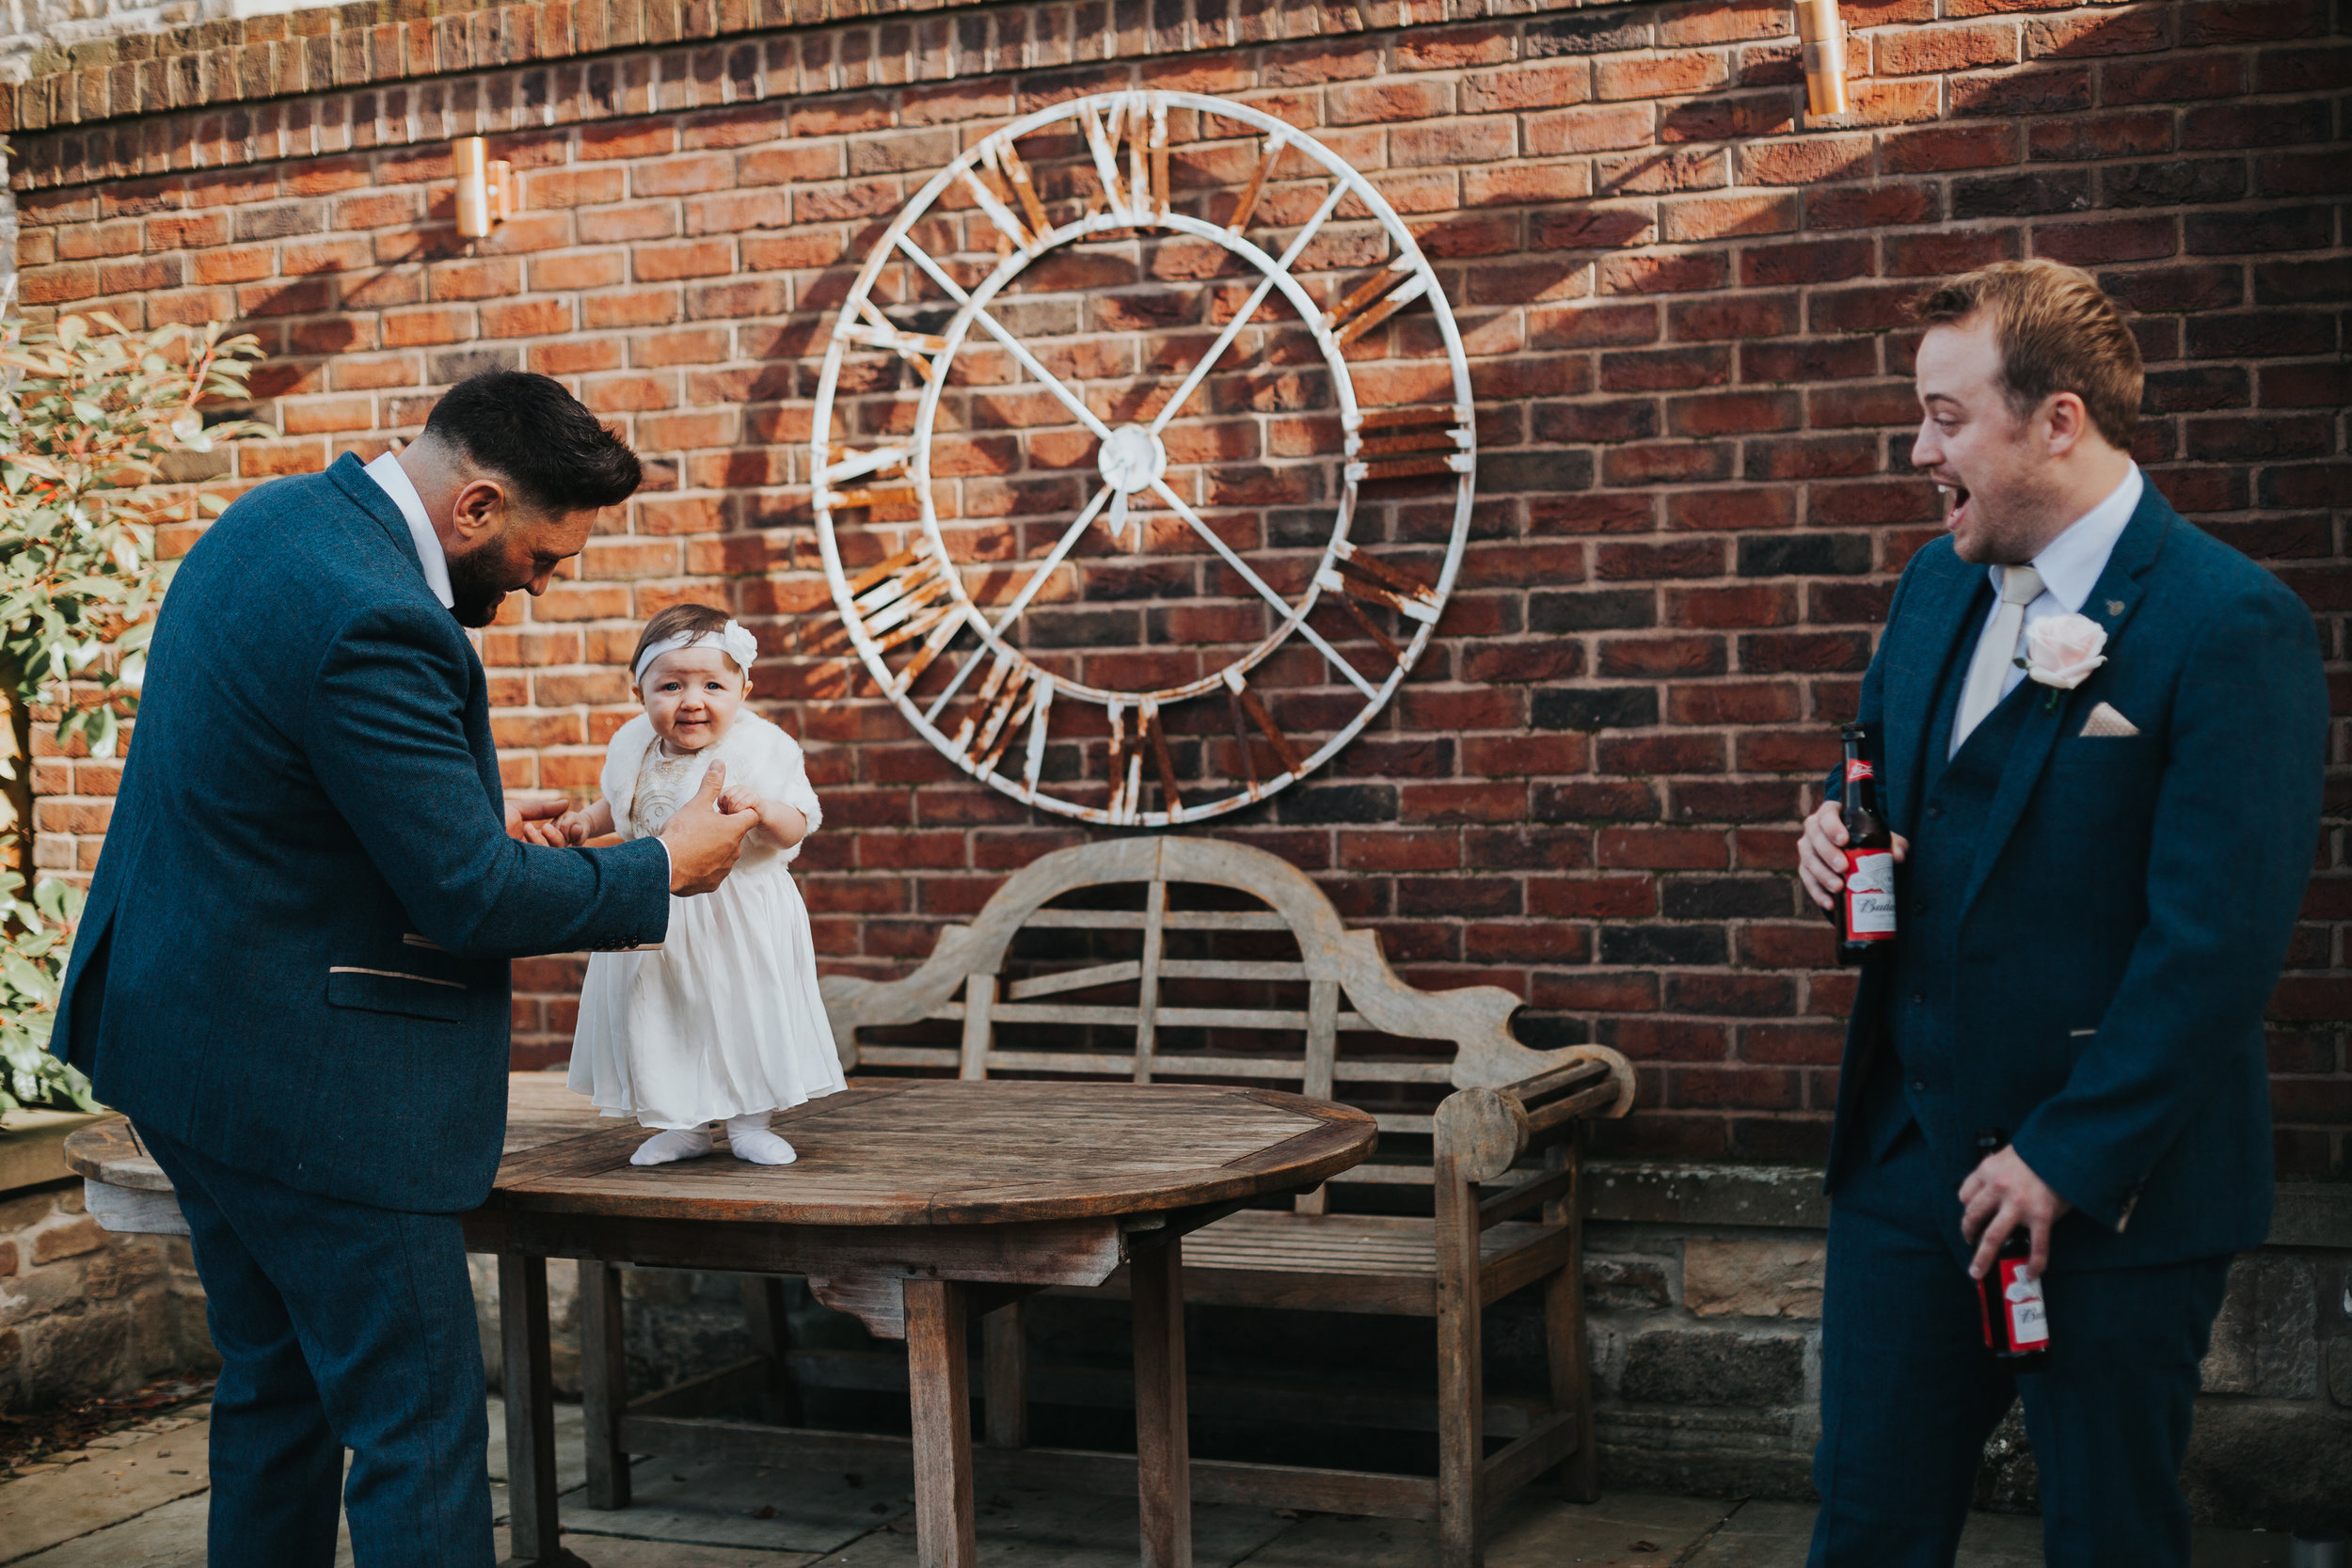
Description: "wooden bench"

(818, 835), (1635, 1566)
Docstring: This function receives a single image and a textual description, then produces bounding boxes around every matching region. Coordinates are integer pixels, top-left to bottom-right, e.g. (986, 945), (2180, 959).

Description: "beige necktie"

(1952, 563), (2044, 752)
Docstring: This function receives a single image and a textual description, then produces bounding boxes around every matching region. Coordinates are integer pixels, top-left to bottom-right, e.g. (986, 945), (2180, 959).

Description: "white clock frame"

(810, 89), (1476, 827)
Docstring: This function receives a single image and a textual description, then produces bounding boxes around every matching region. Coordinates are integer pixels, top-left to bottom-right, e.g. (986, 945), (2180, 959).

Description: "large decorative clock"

(810, 90), (1475, 826)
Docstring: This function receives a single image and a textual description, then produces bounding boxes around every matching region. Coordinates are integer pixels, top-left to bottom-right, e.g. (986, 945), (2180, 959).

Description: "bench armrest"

(1432, 1049), (1636, 1185)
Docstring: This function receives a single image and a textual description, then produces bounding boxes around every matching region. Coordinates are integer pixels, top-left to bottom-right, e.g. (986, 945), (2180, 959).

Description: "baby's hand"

(551, 809), (594, 847)
(717, 784), (763, 816)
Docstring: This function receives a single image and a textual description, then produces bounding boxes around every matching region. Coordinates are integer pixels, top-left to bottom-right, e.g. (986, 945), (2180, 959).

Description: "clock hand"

(1147, 181), (1350, 439)
(895, 235), (1115, 443)
(1149, 478), (1382, 700)
(921, 484), (1118, 726)
(989, 484), (1116, 637)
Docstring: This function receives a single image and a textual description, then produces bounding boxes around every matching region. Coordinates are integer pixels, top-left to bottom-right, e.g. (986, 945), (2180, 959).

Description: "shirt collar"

(363, 450), (455, 611)
(2002, 463), (2143, 614)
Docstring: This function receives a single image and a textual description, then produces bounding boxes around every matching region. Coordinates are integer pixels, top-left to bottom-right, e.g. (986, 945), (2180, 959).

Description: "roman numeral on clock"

(1346, 404), (1474, 485)
(819, 444), (916, 511)
(1223, 668), (1306, 781)
(1328, 538), (1443, 623)
(986, 135), (1052, 243)
(1226, 128), (1289, 235)
(812, 545), (962, 679)
(1080, 94), (1167, 229)
(963, 150), (1041, 253)
(836, 300), (946, 384)
(1323, 256), (1430, 350)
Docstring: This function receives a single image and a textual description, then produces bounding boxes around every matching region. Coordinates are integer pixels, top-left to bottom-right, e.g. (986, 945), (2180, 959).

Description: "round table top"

(68, 1075), (1378, 1228)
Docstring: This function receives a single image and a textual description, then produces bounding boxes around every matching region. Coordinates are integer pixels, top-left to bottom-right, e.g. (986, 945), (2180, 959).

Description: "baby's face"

(638, 646), (745, 752)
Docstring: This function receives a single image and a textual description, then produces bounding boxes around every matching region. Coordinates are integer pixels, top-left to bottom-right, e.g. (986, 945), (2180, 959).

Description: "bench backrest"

(819, 838), (1630, 1164)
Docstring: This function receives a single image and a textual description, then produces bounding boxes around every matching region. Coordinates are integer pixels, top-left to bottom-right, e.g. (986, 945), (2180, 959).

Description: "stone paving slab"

(562, 1453), (915, 1555)
(804, 1481), (1297, 1567)
(1240, 1492), (1737, 1568)
(1, 1399), (2312, 1567)
(0, 1411), (211, 1564)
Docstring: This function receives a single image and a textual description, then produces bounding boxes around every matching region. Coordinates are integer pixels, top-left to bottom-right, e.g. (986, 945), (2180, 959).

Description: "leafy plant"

(0, 872), (94, 1115)
(0, 309), (269, 1112)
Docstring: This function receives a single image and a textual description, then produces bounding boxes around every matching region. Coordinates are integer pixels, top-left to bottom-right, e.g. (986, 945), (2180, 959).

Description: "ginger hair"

(1913, 260), (2142, 451)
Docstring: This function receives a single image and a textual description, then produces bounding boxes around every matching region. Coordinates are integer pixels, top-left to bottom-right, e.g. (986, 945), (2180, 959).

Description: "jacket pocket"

(326, 967), (468, 1022)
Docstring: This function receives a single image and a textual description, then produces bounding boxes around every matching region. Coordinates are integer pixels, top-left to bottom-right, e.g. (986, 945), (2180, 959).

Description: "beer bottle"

(1973, 1129), (2051, 1372)
(1835, 721), (1897, 963)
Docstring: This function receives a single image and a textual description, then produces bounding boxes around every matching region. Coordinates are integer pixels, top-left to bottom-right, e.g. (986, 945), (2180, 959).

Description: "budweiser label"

(1843, 848), (1897, 938)
(1845, 758), (1874, 783)
(2000, 1259), (2050, 1350)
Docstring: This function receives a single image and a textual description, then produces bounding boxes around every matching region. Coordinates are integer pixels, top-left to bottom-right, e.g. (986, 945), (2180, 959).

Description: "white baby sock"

(724, 1112), (796, 1166)
(629, 1125), (713, 1166)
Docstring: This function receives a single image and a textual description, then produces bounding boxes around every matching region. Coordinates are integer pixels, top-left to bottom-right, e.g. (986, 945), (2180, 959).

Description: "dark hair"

(422, 370), (642, 513)
(630, 603), (738, 684)
(1912, 261), (2142, 451)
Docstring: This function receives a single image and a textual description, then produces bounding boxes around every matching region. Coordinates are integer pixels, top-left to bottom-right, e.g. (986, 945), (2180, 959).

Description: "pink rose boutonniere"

(2018, 613), (2108, 709)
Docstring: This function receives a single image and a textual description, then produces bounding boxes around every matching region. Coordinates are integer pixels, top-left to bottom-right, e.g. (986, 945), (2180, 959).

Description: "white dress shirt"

(363, 450), (455, 610)
(1950, 463), (2141, 757)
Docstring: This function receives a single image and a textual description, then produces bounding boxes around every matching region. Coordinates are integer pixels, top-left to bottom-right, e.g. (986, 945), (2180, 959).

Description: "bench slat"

(1019, 910), (1294, 931)
(1006, 960), (1144, 1000)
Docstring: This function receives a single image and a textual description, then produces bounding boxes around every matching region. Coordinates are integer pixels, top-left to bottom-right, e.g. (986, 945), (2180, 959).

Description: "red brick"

(1882, 123), (2020, 174)
(1596, 51), (1731, 101)
(633, 239), (735, 280)
(1460, 61), (1593, 114)
(1873, 21), (2021, 75)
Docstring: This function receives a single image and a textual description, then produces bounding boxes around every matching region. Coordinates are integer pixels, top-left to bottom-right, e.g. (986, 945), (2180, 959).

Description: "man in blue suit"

(1796, 262), (2326, 1565)
(52, 372), (759, 1566)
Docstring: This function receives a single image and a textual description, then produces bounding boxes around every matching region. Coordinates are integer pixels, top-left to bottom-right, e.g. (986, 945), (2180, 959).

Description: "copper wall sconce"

(1794, 0), (1850, 117)
(453, 137), (514, 239)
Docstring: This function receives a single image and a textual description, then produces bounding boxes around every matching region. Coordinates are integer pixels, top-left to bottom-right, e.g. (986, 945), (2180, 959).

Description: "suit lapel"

(1883, 547), (1985, 837)
(1956, 488), (2173, 919)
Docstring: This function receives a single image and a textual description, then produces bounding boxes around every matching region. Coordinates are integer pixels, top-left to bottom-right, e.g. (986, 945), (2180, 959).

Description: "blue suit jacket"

(52, 452), (671, 1213)
(1827, 483), (2327, 1269)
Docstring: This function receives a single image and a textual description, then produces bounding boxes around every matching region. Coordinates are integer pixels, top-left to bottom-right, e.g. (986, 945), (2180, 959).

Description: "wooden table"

(66, 1078), (1371, 1568)
(472, 1077), (1373, 1568)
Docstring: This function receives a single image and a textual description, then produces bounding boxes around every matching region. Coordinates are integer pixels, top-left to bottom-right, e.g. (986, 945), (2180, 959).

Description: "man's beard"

(446, 546), (511, 628)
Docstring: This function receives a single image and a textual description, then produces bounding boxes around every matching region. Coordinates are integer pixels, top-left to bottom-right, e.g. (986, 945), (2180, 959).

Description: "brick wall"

(7, 0), (2346, 1174)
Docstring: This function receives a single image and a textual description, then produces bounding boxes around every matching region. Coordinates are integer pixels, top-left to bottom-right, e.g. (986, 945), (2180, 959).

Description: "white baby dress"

(566, 711), (847, 1130)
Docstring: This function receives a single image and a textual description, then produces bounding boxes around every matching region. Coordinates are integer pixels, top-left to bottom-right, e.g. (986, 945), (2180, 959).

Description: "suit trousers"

(1808, 1089), (2231, 1568)
(142, 1126), (495, 1568)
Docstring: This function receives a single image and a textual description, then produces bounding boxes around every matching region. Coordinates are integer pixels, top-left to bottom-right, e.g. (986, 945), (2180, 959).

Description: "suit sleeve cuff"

(2010, 1128), (2131, 1233)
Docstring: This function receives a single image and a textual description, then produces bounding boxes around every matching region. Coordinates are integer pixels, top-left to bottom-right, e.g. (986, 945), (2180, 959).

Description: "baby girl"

(560, 604), (845, 1165)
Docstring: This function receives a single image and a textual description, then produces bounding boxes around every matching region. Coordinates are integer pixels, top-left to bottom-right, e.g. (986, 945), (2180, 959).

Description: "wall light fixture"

(1794, 0), (1850, 119)
(453, 137), (513, 240)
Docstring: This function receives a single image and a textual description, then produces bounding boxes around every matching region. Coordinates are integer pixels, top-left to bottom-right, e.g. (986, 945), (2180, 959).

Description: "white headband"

(633, 621), (758, 687)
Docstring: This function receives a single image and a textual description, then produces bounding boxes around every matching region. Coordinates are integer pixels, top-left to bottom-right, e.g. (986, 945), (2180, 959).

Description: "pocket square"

(2080, 702), (2138, 737)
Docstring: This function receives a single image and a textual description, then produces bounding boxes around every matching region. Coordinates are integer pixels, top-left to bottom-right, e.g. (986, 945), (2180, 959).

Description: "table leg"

(580, 1259), (630, 1510)
(983, 1299), (1028, 1449)
(1130, 1237), (1192, 1568)
(740, 1274), (802, 1425)
(903, 1277), (977, 1568)
(498, 1253), (567, 1566)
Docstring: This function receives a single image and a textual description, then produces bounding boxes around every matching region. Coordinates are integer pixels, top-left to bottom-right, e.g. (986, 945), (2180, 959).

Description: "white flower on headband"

(632, 621), (759, 687)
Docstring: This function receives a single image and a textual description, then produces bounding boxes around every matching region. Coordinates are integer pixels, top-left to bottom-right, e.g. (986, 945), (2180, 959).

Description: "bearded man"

(54, 372), (758, 1567)
(1794, 261), (2326, 1565)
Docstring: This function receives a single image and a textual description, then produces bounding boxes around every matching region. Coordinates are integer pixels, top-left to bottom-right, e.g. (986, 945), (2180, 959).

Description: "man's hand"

(505, 798), (571, 847)
(659, 761), (758, 895)
(1960, 1146), (2073, 1283)
(1797, 798), (1910, 911)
